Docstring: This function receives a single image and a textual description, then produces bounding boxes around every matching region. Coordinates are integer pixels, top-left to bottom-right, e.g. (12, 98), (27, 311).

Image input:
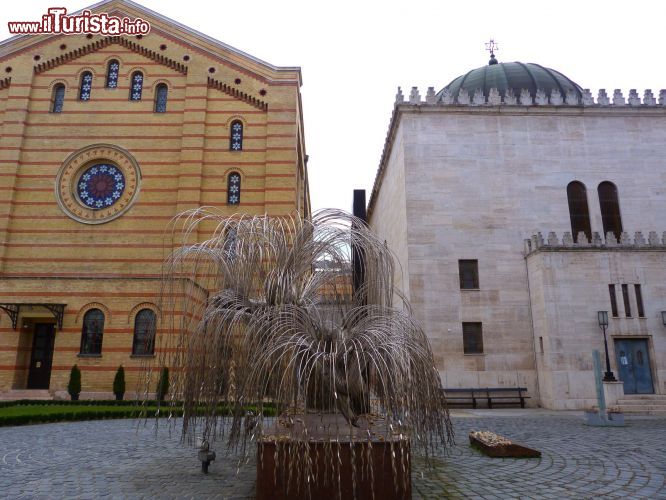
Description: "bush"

(67, 365), (81, 401)
(113, 366), (126, 400)
(156, 366), (169, 401)
(0, 401), (277, 427)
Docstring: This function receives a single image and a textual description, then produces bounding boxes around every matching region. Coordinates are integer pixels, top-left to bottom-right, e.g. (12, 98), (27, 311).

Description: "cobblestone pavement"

(415, 413), (666, 499)
(0, 412), (665, 499)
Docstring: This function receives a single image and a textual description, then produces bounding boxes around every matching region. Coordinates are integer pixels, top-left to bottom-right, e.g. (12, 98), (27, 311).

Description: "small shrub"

(156, 366), (169, 401)
(113, 366), (126, 400)
(67, 365), (81, 401)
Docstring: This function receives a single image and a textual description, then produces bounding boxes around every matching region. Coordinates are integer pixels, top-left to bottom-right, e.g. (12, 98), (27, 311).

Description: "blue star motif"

(76, 163), (126, 210)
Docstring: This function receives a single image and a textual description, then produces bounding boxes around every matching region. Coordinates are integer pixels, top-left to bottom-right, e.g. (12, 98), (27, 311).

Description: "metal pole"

(592, 350), (606, 415)
(601, 325), (616, 382)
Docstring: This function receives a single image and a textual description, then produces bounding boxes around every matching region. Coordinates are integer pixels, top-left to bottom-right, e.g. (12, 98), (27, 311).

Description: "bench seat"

(442, 387), (530, 409)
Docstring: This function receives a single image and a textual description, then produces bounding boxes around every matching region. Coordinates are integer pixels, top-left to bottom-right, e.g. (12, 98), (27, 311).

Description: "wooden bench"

(443, 387), (530, 409)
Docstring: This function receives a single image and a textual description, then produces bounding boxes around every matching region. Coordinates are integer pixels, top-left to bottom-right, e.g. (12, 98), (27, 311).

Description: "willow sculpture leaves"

(147, 208), (453, 494)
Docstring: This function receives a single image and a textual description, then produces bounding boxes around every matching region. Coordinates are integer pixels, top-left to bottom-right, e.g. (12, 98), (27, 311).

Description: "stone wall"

(368, 91), (666, 408)
(526, 241), (666, 409)
(368, 116), (410, 301)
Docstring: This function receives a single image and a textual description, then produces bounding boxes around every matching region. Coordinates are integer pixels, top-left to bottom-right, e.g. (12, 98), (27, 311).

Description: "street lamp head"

(597, 310), (609, 328)
(661, 311), (666, 327)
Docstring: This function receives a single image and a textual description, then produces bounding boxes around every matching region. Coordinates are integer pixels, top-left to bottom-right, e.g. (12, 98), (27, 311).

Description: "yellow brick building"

(0, 0), (310, 398)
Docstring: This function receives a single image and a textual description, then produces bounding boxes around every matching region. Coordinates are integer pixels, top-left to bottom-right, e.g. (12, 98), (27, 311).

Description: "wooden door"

(27, 323), (55, 389)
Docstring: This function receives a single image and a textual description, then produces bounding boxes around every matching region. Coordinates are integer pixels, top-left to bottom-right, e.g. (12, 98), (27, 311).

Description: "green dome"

(437, 61), (583, 102)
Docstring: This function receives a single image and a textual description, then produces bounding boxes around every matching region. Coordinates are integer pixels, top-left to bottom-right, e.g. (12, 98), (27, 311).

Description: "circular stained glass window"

(76, 164), (125, 209)
(56, 144), (141, 225)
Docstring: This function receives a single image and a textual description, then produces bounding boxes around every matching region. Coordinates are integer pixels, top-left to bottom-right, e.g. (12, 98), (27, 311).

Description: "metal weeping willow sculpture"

(148, 208), (453, 499)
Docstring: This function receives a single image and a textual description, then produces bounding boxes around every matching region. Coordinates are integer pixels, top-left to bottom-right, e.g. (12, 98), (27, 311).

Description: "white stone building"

(367, 56), (666, 410)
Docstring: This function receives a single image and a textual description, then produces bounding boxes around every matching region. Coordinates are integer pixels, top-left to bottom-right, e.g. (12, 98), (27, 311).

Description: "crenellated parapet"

(524, 231), (666, 255)
(396, 86), (666, 108)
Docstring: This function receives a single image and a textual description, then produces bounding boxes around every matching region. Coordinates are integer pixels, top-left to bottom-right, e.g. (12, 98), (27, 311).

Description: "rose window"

(77, 164), (125, 209)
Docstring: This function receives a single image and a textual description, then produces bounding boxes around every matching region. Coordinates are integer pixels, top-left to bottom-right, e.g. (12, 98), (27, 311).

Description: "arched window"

(79, 71), (93, 101)
(80, 308), (104, 355)
(129, 71), (143, 101)
(51, 84), (65, 113)
(132, 309), (156, 356)
(598, 181), (622, 241)
(566, 181), (592, 243)
(227, 172), (241, 205)
(229, 120), (243, 151)
(154, 83), (168, 113)
(105, 59), (119, 88)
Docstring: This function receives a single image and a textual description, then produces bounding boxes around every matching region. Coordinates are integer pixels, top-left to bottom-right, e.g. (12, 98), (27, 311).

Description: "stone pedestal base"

(584, 409), (625, 427)
(603, 381), (625, 408)
(256, 414), (411, 500)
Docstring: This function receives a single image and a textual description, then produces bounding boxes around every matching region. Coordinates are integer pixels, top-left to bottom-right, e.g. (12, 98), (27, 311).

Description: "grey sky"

(2, 0), (663, 212)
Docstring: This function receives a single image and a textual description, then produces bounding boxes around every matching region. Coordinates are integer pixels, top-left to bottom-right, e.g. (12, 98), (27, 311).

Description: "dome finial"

(485, 38), (499, 65)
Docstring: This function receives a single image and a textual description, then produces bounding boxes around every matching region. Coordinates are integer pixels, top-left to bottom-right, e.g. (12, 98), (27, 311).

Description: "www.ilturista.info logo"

(8, 8), (151, 36)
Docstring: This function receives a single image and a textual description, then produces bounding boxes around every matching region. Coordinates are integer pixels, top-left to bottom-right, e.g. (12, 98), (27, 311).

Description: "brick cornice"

(207, 77), (267, 111)
(33, 36), (187, 75)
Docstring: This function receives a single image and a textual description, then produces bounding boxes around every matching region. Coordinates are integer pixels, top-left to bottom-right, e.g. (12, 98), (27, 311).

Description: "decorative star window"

(56, 144), (141, 225)
(227, 173), (241, 205)
(106, 60), (119, 88)
(77, 164), (125, 210)
(79, 72), (93, 101)
(130, 72), (143, 101)
(230, 120), (243, 151)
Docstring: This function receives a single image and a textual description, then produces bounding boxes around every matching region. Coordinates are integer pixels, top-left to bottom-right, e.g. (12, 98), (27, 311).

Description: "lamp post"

(597, 311), (616, 382)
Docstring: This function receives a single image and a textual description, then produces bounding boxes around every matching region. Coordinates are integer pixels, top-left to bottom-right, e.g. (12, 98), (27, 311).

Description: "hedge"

(0, 399), (277, 409)
(0, 408), (160, 427)
(0, 402), (277, 427)
(0, 399), (164, 408)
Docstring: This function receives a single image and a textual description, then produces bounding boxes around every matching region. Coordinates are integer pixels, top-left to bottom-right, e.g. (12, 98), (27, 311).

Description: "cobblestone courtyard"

(1, 411), (665, 499)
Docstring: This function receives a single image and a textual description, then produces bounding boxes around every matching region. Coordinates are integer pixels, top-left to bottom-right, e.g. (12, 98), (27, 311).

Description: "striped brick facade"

(0, 0), (310, 397)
